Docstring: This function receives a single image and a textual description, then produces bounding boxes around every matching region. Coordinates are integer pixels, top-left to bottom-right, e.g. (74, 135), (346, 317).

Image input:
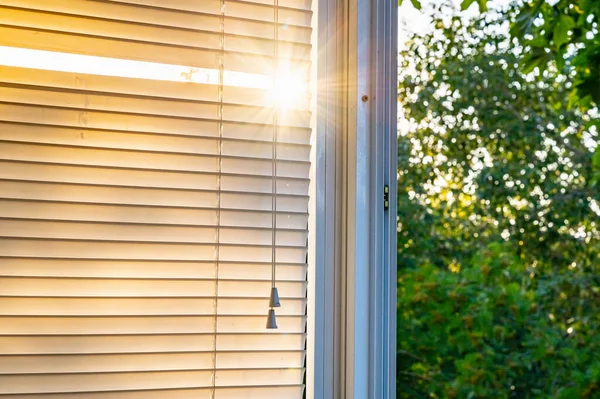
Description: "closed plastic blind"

(0, 0), (312, 397)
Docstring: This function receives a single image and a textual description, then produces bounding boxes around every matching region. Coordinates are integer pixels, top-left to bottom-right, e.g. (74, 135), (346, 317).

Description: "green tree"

(397, 4), (600, 397)
(509, 0), (600, 111)
(400, 0), (599, 110)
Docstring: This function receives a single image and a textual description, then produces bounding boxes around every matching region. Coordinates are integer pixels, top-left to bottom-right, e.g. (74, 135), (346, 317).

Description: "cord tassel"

(269, 286), (281, 308)
(266, 308), (278, 329)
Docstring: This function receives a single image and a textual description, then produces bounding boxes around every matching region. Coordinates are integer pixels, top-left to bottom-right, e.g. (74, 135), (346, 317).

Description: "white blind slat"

(0, 370), (215, 394)
(103, 0), (312, 26)
(0, 85), (312, 127)
(0, 316), (308, 334)
(216, 368), (304, 386)
(0, 239), (216, 260)
(1, 382), (303, 399)
(0, 103), (311, 145)
(0, 64), (311, 110)
(215, 386), (305, 399)
(0, 161), (310, 194)
(0, 239), (308, 263)
(0, 297), (307, 316)
(0, 200), (309, 229)
(0, 334), (306, 354)
(0, 277), (307, 298)
(0, 124), (311, 154)
(0, 221), (306, 248)
(0, 388), (216, 399)
(0, 180), (310, 211)
(0, 354), (216, 374)
(0, 259), (308, 281)
(0, 122), (310, 161)
(0, 7), (311, 59)
(0, 278), (307, 300)
(0, 65), (219, 102)
(0, 370), (304, 394)
(0, 356), (305, 377)
(0, 141), (311, 178)
(0, 25), (310, 76)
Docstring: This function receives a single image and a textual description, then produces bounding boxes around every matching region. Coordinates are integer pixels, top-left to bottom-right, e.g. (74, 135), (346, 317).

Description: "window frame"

(306, 0), (398, 397)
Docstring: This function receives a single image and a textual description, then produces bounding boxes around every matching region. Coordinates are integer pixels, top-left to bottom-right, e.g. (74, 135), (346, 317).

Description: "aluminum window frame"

(306, 0), (397, 397)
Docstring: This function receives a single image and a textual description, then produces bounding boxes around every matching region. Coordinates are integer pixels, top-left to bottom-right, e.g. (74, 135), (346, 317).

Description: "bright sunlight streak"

(0, 46), (308, 110)
(269, 67), (308, 110)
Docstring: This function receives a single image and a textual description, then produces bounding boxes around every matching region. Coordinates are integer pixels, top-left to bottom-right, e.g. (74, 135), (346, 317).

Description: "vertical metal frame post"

(307, 0), (397, 397)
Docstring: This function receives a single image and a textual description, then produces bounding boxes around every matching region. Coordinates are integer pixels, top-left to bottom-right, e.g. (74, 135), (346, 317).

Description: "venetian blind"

(0, 0), (312, 397)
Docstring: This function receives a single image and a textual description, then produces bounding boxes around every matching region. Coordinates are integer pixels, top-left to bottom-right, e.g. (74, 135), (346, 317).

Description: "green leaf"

(567, 87), (580, 110)
(555, 48), (566, 72)
(527, 36), (548, 48)
(521, 53), (547, 74)
(399, 0), (422, 8)
(510, 5), (536, 38)
(460, 0), (476, 11)
(558, 387), (581, 399)
(590, 362), (600, 381)
(593, 147), (600, 171)
(553, 14), (575, 48)
(576, 76), (600, 105)
(586, 79), (600, 104)
(478, 0), (488, 12)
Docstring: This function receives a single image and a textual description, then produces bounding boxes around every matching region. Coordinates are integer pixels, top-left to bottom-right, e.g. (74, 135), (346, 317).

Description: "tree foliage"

(399, 0), (599, 110)
(510, 0), (600, 111)
(397, 4), (600, 397)
(398, 243), (600, 398)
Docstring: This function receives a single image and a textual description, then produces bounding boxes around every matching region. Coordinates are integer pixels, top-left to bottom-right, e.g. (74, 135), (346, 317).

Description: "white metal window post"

(307, 0), (398, 397)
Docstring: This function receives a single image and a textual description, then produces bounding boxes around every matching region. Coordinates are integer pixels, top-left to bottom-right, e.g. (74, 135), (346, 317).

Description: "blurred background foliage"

(396, 2), (599, 397)
(398, 0), (600, 110)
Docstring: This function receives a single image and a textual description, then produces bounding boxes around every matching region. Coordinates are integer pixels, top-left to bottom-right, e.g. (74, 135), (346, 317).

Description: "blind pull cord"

(267, 0), (281, 329)
(211, 0), (226, 396)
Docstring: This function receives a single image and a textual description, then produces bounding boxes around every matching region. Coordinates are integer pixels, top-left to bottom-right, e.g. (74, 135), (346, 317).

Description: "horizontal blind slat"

(0, 123), (311, 161)
(0, 277), (306, 300)
(0, 0), (312, 44)
(0, 388), (213, 399)
(0, 277), (307, 298)
(0, 65), (312, 109)
(0, 25), (310, 76)
(0, 354), (305, 375)
(0, 259), (308, 281)
(0, 200), (309, 229)
(242, 0), (311, 8)
(215, 385), (306, 399)
(0, 142), (311, 178)
(0, 334), (306, 354)
(0, 219), (308, 245)
(0, 26), (214, 72)
(0, 6), (311, 60)
(0, 380), (303, 399)
(0, 180), (310, 211)
(0, 297), (307, 316)
(0, 371), (304, 394)
(0, 103), (311, 145)
(0, 85), (311, 128)
(0, 161), (310, 194)
(0, 370), (215, 394)
(0, 239), (308, 263)
(102, 0), (312, 26)
(0, 316), (308, 334)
